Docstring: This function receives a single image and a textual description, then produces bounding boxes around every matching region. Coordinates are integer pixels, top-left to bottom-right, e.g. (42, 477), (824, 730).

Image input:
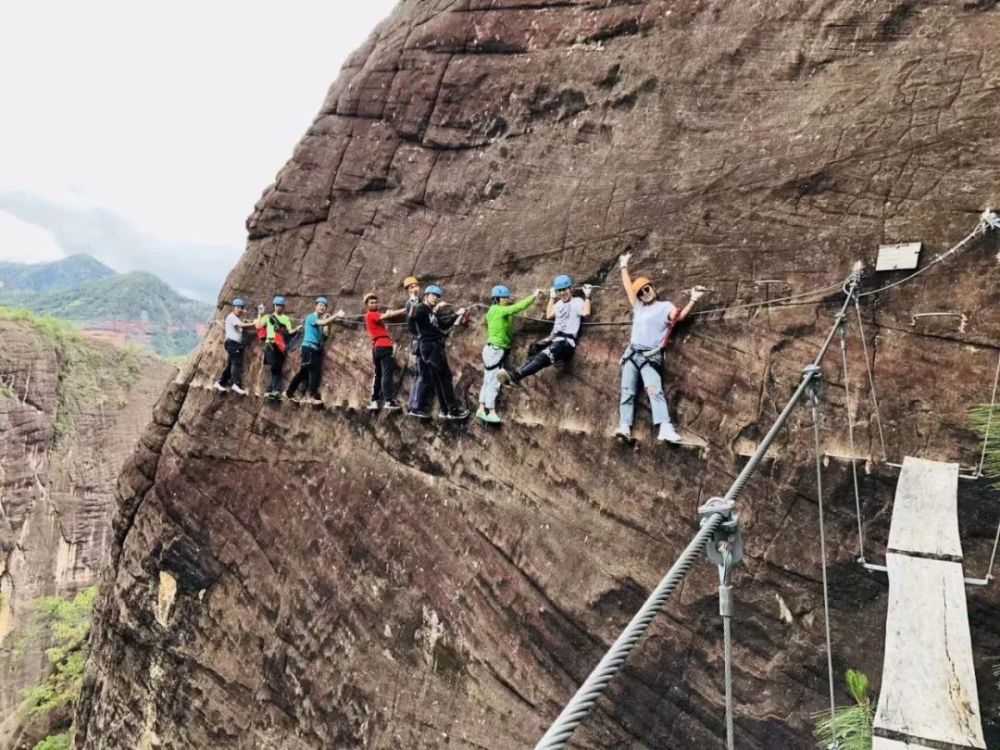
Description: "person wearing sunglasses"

(616, 252), (705, 443)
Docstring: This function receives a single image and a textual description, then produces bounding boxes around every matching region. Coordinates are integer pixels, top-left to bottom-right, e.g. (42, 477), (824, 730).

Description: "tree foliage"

(813, 669), (873, 750)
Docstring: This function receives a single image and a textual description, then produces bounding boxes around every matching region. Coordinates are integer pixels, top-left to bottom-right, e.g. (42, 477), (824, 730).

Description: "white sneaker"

(614, 425), (632, 441)
(231, 385), (247, 396)
(657, 422), (682, 443)
(366, 400), (380, 411)
(213, 382), (228, 393)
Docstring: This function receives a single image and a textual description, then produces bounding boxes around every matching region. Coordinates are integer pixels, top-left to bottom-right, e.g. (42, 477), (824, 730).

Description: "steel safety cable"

(839, 323), (867, 564)
(853, 300), (889, 463)
(976, 351), (1000, 477)
(721, 547), (736, 750)
(810, 391), (840, 746)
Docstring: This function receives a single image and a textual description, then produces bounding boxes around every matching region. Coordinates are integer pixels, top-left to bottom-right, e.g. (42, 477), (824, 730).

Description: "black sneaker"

(408, 409), (431, 419)
(383, 400), (402, 411)
(446, 408), (470, 420)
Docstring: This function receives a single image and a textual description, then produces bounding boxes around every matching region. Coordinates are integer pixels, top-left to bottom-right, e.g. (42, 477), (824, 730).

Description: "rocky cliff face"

(0, 315), (173, 742)
(77, 1), (1000, 748)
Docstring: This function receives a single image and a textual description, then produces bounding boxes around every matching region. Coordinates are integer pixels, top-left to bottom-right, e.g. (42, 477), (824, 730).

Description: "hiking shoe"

(446, 408), (470, 420)
(213, 382), (228, 393)
(407, 409), (431, 420)
(475, 410), (489, 423)
(497, 369), (516, 386)
(657, 422), (682, 444)
(482, 411), (502, 425)
(614, 425), (632, 441)
(267, 391), (283, 401)
(366, 400), (380, 411)
(303, 397), (323, 406)
(382, 400), (402, 412)
(231, 385), (247, 396)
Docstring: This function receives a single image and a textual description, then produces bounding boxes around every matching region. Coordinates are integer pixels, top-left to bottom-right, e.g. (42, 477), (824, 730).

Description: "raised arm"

(545, 289), (557, 319)
(675, 286), (706, 323)
(581, 285), (593, 317)
(619, 253), (637, 307)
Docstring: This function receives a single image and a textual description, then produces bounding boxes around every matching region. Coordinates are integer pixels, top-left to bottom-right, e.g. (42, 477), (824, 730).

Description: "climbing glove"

(582, 284), (593, 298)
(689, 285), (707, 302)
(549, 288), (557, 300)
(618, 252), (631, 269)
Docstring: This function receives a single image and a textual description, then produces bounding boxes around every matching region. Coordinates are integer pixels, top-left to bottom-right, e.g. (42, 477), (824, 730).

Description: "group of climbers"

(213, 253), (706, 443)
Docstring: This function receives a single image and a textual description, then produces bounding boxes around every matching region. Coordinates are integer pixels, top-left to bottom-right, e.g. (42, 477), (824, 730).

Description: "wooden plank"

(873, 553), (986, 749)
(887, 457), (961, 559)
(873, 738), (934, 749)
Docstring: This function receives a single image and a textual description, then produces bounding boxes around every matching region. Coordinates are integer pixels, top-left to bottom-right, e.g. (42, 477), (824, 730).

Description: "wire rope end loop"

(980, 209), (999, 231)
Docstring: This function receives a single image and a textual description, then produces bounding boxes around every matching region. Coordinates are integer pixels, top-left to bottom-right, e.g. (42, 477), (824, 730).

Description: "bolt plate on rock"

(875, 242), (922, 272)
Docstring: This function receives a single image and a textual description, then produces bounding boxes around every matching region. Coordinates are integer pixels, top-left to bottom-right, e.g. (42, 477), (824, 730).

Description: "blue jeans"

(619, 346), (670, 427)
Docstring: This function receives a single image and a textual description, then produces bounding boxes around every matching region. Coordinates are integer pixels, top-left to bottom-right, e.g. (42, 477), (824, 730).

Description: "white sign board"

(876, 242), (922, 272)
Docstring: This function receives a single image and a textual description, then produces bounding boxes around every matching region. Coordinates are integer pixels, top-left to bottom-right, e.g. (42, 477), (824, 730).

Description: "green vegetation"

(0, 308), (149, 442)
(19, 586), (98, 749)
(813, 669), (873, 750)
(0, 254), (115, 295)
(0, 255), (212, 357)
(970, 402), (1000, 489)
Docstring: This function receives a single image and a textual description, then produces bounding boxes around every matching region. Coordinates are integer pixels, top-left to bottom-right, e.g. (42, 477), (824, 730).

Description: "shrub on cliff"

(812, 669), (873, 750)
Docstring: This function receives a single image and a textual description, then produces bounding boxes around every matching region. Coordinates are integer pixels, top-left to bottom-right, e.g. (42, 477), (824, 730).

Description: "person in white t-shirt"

(615, 253), (705, 443)
(213, 299), (258, 395)
(498, 274), (592, 385)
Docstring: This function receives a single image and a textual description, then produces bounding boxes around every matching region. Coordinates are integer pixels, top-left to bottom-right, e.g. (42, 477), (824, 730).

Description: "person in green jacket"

(256, 296), (300, 399)
(477, 284), (542, 424)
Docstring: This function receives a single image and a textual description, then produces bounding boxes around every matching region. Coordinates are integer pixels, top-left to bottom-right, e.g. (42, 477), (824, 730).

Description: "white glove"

(455, 307), (467, 318)
(549, 288), (556, 300)
(333, 310), (346, 319)
(689, 285), (707, 302)
(582, 284), (593, 298)
(618, 252), (631, 269)
(534, 288), (544, 298)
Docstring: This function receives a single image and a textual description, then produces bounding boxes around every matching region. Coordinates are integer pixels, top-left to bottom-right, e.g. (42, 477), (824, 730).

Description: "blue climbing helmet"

(232, 298), (245, 308)
(315, 296), (329, 306)
(491, 284), (511, 299)
(273, 295), (286, 306)
(553, 274), (573, 291)
(424, 284), (444, 297)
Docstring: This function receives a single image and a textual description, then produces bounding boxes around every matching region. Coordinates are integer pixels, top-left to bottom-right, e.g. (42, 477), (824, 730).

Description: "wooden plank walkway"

(872, 457), (986, 750)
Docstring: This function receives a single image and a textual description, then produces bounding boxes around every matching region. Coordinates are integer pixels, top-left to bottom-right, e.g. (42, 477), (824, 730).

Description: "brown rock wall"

(80, 2), (1000, 748)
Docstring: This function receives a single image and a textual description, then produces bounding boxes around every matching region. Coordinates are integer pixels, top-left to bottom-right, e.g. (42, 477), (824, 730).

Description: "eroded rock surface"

(0, 317), (173, 744)
(79, 1), (1000, 748)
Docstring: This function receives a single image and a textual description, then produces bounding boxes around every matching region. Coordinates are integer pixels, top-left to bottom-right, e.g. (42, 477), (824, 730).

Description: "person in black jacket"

(406, 285), (469, 420)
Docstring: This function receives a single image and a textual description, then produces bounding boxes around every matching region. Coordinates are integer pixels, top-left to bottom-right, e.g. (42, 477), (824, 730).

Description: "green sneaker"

(484, 412), (502, 424)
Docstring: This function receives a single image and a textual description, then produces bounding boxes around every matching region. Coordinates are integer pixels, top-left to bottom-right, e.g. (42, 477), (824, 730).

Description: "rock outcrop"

(0, 314), (173, 743)
(78, 1), (1000, 748)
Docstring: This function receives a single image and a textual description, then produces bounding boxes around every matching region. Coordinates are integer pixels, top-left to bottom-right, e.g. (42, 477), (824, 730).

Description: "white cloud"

(0, 0), (397, 294)
(0, 211), (65, 263)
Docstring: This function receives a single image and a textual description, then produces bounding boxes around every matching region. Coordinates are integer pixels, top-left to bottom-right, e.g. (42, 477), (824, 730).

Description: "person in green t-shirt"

(256, 296), (301, 399)
(477, 284), (542, 424)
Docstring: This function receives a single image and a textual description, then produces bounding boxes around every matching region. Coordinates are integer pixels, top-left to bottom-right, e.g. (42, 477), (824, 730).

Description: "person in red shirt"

(363, 292), (407, 410)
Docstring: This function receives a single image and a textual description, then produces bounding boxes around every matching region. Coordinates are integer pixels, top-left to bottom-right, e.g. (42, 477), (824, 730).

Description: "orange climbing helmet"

(363, 292), (378, 304)
(402, 276), (419, 289)
(630, 276), (654, 297)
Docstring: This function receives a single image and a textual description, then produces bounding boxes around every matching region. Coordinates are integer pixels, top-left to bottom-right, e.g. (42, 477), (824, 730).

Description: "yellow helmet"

(402, 276), (419, 289)
(630, 276), (653, 296)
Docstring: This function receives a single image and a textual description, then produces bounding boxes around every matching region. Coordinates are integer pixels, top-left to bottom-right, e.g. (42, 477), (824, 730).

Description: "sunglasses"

(640, 285), (655, 296)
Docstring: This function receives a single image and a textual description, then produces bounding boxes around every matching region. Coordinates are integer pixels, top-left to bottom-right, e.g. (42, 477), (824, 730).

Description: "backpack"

(269, 315), (291, 353)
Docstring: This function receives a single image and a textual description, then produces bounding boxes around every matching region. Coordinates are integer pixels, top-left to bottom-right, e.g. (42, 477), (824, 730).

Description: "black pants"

(264, 345), (286, 393)
(515, 337), (576, 381)
(414, 340), (458, 413)
(371, 346), (396, 402)
(219, 340), (245, 387)
(287, 346), (323, 398)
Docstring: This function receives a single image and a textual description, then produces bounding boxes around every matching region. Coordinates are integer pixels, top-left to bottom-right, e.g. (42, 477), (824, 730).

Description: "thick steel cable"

(976, 352), (1000, 477)
(534, 513), (723, 750)
(811, 393), (839, 742)
(839, 326), (867, 563)
(853, 301), (889, 462)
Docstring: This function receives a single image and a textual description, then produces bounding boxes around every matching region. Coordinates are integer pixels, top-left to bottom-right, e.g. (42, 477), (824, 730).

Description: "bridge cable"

(839, 319), (868, 565)
(809, 383), (841, 747)
(980, 352), (1000, 582)
(853, 300), (889, 463)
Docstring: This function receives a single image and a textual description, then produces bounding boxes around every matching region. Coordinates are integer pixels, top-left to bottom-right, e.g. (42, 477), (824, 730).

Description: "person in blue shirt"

(286, 297), (339, 405)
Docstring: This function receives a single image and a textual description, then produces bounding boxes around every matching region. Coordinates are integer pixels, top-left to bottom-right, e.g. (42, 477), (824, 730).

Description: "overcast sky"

(0, 1), (397, 301)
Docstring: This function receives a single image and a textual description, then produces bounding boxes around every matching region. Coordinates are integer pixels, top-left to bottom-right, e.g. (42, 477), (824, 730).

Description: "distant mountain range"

(0, 255), (213, 357)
